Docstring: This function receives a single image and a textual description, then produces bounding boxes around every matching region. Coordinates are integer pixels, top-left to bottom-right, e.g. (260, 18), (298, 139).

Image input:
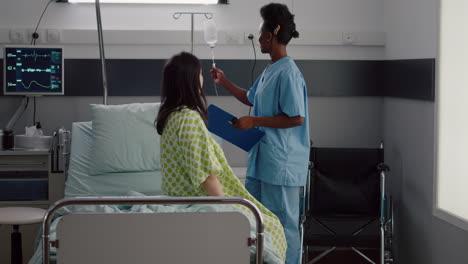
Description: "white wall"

(384, 0), (437, 60)
(0, 0), (384, 30)
(383, 0), (468, 264)
(0, 0), (385, 60)
(383, 98), (435, 264)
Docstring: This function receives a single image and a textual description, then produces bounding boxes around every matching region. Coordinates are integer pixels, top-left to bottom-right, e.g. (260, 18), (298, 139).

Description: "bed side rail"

(50, 128), (71, 175)
(42, 196), (264, 264)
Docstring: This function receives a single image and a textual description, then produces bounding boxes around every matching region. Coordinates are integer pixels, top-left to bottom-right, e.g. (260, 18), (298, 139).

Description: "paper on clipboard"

(207, 104), (264, 152)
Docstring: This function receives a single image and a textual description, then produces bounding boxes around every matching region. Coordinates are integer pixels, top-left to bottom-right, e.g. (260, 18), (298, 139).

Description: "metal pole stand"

(172, 12), (213, 53)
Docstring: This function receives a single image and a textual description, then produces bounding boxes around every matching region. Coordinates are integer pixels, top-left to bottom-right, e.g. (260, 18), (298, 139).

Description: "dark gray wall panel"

(297, 60), (384, 97)
(0, 58), (435, 100)
(201, 60), (384, 97)
(200, 60), (268, 96)
(384, 59), (435, 101)
(64, 59), (102, 96)
(65, 59), (165, 96)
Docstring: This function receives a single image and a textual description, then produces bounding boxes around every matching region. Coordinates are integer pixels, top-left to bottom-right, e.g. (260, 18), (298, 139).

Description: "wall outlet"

(225, 32), (244, 45)
(9, 29), (27, 43)
(342, 32), (355, 45)
(47, 29), (62, 43)
(245, 32), (256, 43)
(27, 29), (46, 44)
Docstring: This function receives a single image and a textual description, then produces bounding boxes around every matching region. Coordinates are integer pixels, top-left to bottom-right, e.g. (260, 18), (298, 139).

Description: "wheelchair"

(299, 142), (393, 264)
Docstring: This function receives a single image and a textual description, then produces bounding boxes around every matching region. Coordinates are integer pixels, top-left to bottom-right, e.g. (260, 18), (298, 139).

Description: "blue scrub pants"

(245, 177), (301, 264)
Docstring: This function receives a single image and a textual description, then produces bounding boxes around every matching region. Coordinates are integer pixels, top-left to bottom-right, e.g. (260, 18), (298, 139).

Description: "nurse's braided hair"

(260, 3), (299, 45)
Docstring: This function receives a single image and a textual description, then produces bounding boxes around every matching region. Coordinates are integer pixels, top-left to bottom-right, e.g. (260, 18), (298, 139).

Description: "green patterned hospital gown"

(160, 107), (287, 262)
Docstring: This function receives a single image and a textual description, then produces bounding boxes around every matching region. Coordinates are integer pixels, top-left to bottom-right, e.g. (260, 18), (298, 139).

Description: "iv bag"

(203, 20), (217, 47)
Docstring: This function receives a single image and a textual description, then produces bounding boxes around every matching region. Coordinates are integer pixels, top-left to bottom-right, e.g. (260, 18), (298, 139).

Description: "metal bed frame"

(42, 196), (264, 264)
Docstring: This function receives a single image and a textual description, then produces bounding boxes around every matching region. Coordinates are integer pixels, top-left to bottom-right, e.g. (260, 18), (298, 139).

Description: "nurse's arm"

(202, 173), (225, 196)
(220, 80), (252, 106)
(233, 114), (304, 130)
(211, 67), (252, 106)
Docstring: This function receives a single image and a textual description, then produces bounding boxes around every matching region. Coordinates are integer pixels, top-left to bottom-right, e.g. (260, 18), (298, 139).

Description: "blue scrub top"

(246, 56), (310, 186)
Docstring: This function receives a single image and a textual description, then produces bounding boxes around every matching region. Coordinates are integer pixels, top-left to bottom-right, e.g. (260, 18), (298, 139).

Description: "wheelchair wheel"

(302, 245), (309, 264)
(384, 196), (394, 264)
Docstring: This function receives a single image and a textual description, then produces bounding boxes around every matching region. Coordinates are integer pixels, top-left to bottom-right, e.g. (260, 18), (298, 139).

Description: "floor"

(304, 248), (380, 264)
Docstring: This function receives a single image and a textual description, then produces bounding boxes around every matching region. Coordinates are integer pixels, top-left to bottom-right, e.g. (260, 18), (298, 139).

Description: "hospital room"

(0, 0), (467, 263)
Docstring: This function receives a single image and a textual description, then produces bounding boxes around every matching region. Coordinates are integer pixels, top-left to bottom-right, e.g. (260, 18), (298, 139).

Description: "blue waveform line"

(20, 80), (52, 90)
(21, 51), (50, 61)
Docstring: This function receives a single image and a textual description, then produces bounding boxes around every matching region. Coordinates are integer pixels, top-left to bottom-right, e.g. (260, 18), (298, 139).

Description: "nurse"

(210, 3), (310, 264)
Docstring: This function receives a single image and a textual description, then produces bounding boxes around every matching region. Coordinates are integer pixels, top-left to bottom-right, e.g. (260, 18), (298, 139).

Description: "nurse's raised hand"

(210, 67), (226, 85)
(210, 67), (251, 106)
(232, 116), (256, 130)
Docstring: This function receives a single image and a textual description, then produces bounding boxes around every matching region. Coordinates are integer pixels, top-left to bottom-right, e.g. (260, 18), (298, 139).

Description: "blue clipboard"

(207, 104), (264, 152)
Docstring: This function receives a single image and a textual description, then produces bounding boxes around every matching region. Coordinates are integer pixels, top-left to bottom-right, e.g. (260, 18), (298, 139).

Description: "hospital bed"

(31, 119), (284, 264)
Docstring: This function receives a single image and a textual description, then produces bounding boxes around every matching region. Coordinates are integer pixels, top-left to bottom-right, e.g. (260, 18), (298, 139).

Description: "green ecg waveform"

(22, 51), (50, 61)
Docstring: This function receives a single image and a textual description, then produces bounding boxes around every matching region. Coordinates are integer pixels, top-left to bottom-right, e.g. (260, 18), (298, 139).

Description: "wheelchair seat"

(302, 145), (393, 264)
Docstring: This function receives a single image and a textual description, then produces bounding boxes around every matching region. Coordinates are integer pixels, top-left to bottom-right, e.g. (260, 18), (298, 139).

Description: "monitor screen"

(3, 46), (64, 95)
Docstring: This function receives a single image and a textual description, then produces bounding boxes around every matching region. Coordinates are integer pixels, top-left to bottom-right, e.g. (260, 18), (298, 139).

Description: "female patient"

(156, 52), (287, 262)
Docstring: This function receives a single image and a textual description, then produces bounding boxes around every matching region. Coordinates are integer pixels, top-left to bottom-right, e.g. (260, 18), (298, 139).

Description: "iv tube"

(210, 47), (218, 96)
(211, 48), (215, 67)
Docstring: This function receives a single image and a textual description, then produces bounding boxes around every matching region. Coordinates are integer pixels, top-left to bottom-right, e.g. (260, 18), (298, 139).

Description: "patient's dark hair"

(156, 52), (207, 135)
(260, 3), (299, 45)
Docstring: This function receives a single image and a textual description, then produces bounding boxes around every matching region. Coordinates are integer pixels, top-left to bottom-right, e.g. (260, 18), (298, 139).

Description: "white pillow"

(89, 103), (161, 175)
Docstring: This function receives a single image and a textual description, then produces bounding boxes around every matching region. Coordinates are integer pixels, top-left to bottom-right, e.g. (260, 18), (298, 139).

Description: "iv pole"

(95, 0), (108, 105)
(95, 6), (215, 104)
(172, 12), (213, 53)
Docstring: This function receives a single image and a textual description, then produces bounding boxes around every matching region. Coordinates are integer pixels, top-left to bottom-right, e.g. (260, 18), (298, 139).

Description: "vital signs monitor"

(3, 46), (64, 95)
